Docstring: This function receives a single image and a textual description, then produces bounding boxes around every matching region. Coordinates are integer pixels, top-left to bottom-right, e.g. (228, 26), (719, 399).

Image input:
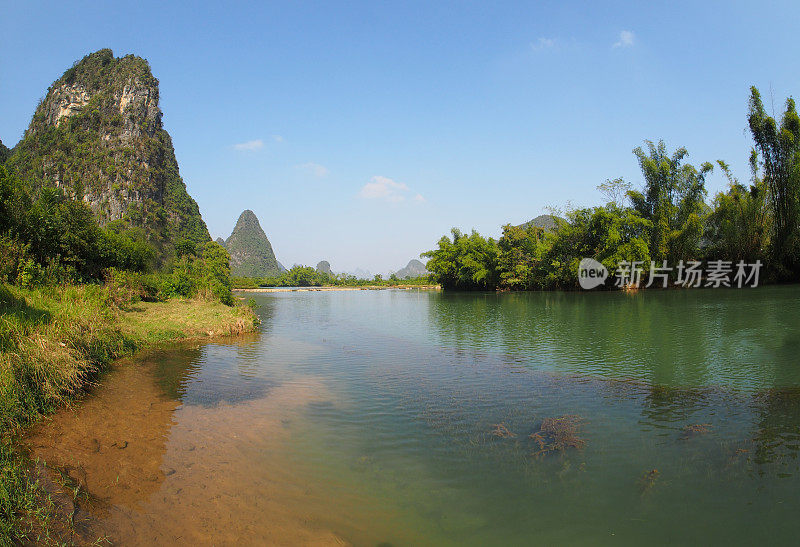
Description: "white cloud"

(359, 175), (424, 203)
(271, 135), (284, 143)
(297, 162), (329, 178)
(233, 139), (264, 151)
(531, 37), (555, 51)
(613, 30), (635, 48)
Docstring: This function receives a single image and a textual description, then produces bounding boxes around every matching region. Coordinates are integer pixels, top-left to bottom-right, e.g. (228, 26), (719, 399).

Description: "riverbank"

(238, 284), (440, 292)
(0, 283), (259, 543)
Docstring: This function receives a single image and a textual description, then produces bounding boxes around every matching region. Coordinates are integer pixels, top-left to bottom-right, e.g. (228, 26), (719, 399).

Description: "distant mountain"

(348, 268), (371, 280)
(5, 49), (210, 263)
(224, 210), (281, 277)
(277, 261), (287, 273)
(215, 237), (226, 247)
(395, 259), (428, 279)
(316, 260), (332, 275)
(517, 214), (563, 232)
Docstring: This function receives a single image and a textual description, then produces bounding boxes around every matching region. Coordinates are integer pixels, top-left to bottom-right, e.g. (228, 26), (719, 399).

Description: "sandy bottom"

(22, 348), (349, 546)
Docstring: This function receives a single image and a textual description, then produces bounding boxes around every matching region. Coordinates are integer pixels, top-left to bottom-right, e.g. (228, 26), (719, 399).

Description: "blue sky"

(2, 1), (799, 274)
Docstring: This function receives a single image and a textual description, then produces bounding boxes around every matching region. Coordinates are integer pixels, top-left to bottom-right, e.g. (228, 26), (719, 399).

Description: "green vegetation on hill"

(0, 140), (10, 164)
(1, 166), (233, 305)
(224, 210), (281, 277)
(5, 49), (210, 264)
(425, 87), (798, 290)
(0, 166), (152, 283)
(517, 214), (562, 232)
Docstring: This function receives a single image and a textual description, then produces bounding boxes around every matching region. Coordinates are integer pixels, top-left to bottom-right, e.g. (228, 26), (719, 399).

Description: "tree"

(628, 140), (712, 263)
(423, 228), (500, 290)
(497, 223), (547, 290)
(540, 206), (651, 289)
(597, 177), (632, 209)
(706, 157), (769, 264)
(0, 166), (153, 283)
(747, 86), (800, 278)
(199, 241), (233, 305)
(284, 265), (319, 287)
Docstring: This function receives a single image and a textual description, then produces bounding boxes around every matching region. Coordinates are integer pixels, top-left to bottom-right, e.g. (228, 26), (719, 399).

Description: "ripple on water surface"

(23, 287), (800, 545)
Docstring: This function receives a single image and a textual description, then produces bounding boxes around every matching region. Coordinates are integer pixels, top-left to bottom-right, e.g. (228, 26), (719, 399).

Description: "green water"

(154, 287), (800, 545)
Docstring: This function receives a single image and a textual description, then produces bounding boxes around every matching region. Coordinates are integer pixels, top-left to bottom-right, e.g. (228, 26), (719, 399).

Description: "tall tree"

(747, 86), (800, 278)
(497, 223), (547, 290)
(628, 140), (712, 263)
(706, 157), (769, 264)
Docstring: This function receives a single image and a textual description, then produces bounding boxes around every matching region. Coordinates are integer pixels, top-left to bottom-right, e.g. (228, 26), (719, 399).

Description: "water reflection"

(153, 298), (277, 407)
(151, 340), (277, 407)
(426, 286), (800, 390)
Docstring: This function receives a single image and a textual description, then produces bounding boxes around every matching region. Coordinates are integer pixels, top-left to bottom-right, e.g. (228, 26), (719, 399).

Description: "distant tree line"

(233, 266), (433, 289)
(424, 87), (800, 290)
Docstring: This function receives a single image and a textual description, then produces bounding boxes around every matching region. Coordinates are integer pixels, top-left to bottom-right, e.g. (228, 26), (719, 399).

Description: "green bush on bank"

(159, 241), (234, 305)
(102, 242), (234, 306)
(0, 166), (152, 285)
(0, 165), (236, 307)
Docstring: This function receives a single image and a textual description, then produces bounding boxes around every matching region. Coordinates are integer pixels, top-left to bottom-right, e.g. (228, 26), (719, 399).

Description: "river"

(24, 287), (800, 545)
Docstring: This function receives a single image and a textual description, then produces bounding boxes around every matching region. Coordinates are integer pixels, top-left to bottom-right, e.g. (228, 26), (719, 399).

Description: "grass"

(0, 282), (259, 544)
(119, 299), (257, 342)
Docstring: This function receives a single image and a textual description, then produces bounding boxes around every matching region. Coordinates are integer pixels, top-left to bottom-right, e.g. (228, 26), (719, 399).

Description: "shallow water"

(24, 287), (800, 545)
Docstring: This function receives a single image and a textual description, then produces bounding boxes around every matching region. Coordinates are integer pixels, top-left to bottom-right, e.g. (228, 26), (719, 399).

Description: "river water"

(24, 287), (800, 545)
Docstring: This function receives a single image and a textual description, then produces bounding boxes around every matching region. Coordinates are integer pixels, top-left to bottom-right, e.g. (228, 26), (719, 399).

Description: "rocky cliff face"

(225, 210), (281, 277)
(6, 49), (210, 260)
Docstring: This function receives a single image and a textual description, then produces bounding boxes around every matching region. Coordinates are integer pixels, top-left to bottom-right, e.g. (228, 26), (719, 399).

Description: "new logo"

(578, 258), (608, 289)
